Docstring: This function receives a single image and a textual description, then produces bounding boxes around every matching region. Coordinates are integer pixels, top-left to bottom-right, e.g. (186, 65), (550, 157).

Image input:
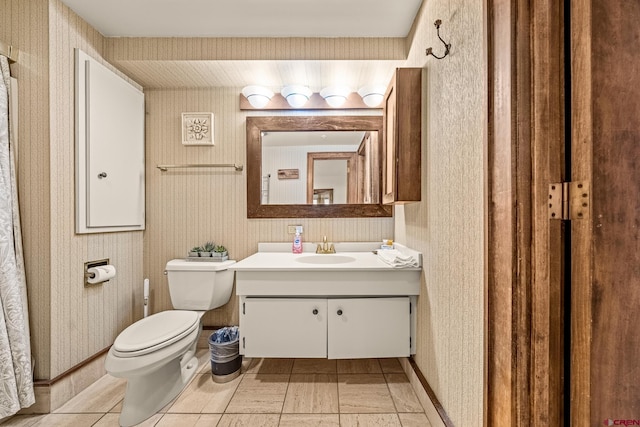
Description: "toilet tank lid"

(166, 259), (236, 271)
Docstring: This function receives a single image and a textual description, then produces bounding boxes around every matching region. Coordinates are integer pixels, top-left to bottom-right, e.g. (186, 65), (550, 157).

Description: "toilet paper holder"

(84, 258), (110, 287)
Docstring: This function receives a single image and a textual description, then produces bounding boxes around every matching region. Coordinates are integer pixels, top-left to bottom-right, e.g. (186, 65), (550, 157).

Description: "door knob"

(337, 309), (343, 316)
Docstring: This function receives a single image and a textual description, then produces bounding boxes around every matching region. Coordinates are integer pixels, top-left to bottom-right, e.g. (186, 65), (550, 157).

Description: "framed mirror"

(246, 116), (392, 218)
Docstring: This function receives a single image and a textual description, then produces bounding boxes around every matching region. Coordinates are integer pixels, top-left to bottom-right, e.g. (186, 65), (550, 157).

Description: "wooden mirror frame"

(246, 116), (392, 218)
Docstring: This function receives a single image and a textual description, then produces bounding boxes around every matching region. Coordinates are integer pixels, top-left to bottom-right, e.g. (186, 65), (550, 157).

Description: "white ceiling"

(59, 0), (423, 89)
(59, 0), (423, 38)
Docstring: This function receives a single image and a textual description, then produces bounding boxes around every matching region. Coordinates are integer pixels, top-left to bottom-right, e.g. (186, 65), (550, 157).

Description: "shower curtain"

(0, 56), (34, 418)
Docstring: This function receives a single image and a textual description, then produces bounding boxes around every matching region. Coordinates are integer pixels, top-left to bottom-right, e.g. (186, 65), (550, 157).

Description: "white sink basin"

(296, 255), (356, 265)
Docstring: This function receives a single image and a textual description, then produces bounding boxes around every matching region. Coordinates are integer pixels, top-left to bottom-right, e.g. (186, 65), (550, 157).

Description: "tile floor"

(4, 350), (431, 427)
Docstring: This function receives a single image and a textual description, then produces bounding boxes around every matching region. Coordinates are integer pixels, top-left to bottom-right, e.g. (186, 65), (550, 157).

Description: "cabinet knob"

(337, 309), (343, 316)
(312, 309), (318, 315)
(98, 172), (107, 179)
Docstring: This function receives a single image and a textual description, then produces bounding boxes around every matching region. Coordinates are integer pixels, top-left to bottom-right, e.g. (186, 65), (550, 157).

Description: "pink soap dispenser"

(292, 226), (303, 253)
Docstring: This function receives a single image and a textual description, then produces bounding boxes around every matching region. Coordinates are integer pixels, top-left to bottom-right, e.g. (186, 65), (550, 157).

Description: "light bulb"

(320, 86), (351, 108)
(281, 85), (312, 108)
(357, 85), (386, 107)
(242, 86), (274, 108)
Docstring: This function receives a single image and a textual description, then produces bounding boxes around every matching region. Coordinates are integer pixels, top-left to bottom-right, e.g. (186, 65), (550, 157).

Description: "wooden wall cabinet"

(382, 68), (422, 204)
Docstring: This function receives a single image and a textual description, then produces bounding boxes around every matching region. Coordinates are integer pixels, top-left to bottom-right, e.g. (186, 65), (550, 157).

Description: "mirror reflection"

(246, 116), (391, 218)
(261, 131), (379, 205)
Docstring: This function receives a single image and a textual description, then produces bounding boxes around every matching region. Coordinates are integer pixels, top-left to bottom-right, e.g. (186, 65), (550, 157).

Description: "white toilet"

(105, 259), (236, 427)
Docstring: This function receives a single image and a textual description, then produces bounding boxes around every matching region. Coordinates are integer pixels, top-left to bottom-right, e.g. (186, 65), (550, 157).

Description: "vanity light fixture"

(281, 85), (313, 108)
(241, 85), (274, 109)
(357, 85), (387, 107)
(320, 86), (352, 108)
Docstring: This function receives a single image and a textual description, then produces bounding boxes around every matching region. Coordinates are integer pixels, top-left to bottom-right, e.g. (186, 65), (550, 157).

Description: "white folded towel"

(377, 249), (419, 268)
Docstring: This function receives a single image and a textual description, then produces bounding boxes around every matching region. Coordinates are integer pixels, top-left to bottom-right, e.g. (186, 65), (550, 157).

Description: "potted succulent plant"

(199, 241), (215, 257)
(189, 246), (201, 257)
(212, 245), (228, 260)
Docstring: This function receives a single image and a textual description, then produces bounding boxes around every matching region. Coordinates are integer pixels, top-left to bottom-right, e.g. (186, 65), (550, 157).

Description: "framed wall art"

(182, 112), (214, 145)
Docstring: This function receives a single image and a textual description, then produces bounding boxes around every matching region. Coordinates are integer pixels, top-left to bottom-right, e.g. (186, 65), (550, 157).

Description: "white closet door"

(328, 297), (410, 359)
(85, 58), (144, 227)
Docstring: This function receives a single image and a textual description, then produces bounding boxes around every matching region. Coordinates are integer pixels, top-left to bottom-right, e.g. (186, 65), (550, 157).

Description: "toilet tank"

(165, 259), (236, 310)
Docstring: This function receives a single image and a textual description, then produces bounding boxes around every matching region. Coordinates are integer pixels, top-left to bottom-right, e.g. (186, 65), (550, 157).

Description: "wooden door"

(487, 0), (567, 424)
(306, 152), (358, 204)
(570, 1), (640, 424)
(488, 0), (640, 425)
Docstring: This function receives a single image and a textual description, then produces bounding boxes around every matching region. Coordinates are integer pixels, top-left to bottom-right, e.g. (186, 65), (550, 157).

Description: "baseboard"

(18, 347), (110, 414)
(400, 356), (454, 427)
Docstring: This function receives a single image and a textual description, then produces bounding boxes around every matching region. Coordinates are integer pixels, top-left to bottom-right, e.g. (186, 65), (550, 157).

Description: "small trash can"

(208, 326), (241, 383)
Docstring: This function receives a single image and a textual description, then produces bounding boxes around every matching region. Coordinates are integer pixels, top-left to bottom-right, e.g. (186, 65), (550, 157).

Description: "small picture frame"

(277, 169), (299, 180)
(182, 112), (214, 145)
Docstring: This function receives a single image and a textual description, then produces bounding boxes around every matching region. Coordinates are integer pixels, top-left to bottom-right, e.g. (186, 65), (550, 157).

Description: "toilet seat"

(113, 310), (200, 358)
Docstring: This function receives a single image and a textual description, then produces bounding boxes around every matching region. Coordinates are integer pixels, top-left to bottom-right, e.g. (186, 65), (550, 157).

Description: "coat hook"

(425, 19), (451, 59)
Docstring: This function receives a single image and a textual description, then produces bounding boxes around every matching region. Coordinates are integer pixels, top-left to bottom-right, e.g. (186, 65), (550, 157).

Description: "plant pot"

(199, 252), (212, 257)
(211, 251), (228, 258)
(188, 251), (199, 257)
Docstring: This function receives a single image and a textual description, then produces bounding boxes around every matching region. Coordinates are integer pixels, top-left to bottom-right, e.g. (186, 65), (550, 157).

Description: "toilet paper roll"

(87, 265), (116, 284)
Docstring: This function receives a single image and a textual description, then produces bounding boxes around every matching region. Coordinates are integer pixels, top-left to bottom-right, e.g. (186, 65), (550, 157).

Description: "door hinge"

(548, 181), (589, 220)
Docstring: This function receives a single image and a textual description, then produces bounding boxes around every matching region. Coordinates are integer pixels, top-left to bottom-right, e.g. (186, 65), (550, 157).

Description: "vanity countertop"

(233, 242), (422, 296)
(232, 242), (422, 272)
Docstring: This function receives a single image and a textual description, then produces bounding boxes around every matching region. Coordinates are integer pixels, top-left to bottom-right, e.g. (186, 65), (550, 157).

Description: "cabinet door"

(382, 68), (422, 205)
(328, 297), (410, 359)
(242, 298), (327, 358)
(75, 49), (145, 233)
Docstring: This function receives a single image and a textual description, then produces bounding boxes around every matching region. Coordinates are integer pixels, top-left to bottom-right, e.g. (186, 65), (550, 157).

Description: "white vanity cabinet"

(240, 296), (413, 359)
(233, 243), (422, 359)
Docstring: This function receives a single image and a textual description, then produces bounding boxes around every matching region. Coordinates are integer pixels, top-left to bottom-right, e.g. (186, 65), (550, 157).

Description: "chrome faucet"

(316, 236), (336, 254)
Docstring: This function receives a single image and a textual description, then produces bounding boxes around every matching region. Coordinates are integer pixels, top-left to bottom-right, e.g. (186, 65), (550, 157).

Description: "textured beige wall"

(1, 0), (52, 380)
(1, 0), (144, 380)
(3, 2), (486, 420)
(106, 37), (406, 61)
(144, 88), (393, 325)
(47, 0), (143, 378)
(396, 1), (486, 425)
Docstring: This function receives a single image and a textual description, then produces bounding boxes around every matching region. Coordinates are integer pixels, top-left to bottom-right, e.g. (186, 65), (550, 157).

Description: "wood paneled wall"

(395, 1), (486, 425)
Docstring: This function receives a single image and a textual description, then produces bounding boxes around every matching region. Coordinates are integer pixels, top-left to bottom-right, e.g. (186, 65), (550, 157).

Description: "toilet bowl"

(105, 259), (235, 427)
